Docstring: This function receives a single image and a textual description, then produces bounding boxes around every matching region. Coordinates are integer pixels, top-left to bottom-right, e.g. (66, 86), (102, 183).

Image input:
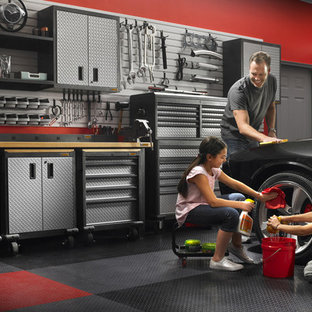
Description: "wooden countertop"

(0, 141), (152, 148)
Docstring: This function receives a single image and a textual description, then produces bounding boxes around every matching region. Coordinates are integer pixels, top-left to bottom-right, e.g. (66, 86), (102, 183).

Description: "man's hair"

(249, 51), (271, 68)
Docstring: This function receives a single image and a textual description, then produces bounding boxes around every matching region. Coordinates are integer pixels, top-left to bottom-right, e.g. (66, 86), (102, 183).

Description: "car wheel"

(253, 171), (312, 265)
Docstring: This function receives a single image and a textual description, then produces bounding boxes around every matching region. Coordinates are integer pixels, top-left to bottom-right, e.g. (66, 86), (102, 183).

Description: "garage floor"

(1, 226), (312, 312)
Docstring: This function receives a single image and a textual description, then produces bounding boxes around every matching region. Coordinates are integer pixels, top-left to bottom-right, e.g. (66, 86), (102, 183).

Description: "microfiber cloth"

(262, 186), (286, 209)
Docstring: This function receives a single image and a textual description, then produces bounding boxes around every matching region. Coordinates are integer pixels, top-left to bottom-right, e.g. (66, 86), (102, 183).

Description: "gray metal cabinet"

(38, 6), (120, 92)
(79, 149), (145, 241)
(146, 140), (201, 219)
(130, 92), (227, 140)
(223, 38), (281, 102)
(129, 93), (227, 221)
(5, 150), (75, 235)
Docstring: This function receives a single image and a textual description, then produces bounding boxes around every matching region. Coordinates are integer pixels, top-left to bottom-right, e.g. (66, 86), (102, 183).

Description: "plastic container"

(202, 243), (216, 254)
(262, 237), (296, 278)
(184, 239), (201, 252)
(237, 199), (254, 236)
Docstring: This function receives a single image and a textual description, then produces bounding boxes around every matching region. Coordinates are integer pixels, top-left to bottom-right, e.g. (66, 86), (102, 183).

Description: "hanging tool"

(191, 49), (222, 60)
(115, 101), (129, 134)
(105, 102), (113, 121)
(147, 24), (156, 82)
(160, 72), (169, 87)
(160, 30), (168, 70)
(176, 54), (186, 81)
(49, 99), (62, 126)
(137, 24), (146, 77)
(190, 74), (219, 83)
(148, 85), (208, 95)
(183, 61), (219, 71)
(126, 24), (136, 84)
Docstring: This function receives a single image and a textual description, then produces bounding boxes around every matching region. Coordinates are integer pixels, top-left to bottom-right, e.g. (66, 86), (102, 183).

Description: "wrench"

(126, 25), (136, 84)
(147, 25), (156, 82)
(137, 25), (146, 77)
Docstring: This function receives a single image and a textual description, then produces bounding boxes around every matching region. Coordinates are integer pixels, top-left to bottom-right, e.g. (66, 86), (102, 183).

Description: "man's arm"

(265, 101), (277, 138)
(233, 109), (280, 143)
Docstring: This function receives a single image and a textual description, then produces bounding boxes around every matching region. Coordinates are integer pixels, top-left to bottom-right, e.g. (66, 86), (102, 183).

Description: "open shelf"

(0, 78), (54, 91)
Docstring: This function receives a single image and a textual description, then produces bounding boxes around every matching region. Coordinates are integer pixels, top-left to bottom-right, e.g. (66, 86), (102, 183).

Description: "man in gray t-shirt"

(221, 51), (282, 156)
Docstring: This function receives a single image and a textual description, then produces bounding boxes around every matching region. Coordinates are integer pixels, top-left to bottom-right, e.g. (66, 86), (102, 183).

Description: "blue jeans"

(185, 193), (245, 232)
(224, 138), (258, 158)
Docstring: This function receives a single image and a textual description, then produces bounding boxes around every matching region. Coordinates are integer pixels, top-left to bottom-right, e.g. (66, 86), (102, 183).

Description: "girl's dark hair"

(177, 136), (226, 198)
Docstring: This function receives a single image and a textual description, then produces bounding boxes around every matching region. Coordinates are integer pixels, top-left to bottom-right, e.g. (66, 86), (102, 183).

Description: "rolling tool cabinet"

(129, 92), (227, 224)
(0, 149), (77, 254)
(78, 149), (145, 243)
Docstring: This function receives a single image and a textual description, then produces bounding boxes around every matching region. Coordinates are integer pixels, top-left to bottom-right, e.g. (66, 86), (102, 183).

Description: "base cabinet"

(4, 150), (76, 236)
(78, 149), (145, 241)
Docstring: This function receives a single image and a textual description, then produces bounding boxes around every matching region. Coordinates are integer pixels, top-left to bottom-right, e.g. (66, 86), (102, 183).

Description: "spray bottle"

(237, 199), (254, 236)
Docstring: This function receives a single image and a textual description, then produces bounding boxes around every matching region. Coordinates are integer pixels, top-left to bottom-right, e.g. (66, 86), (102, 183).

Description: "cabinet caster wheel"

(126, 227), (139, 241)
(63, 235), (75, 248)
(84, 232), (94, 246)
(10, 242), (19, 256)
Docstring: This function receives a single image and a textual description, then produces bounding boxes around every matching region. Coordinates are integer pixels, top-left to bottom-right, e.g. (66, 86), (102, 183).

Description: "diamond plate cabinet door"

(3, 150), (76, 238)
(7, 158), (43, 234)
(38, 6), (120, 92)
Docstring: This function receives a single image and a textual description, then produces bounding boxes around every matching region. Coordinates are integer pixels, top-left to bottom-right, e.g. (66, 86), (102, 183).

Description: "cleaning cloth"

(262, 186), (286, 209)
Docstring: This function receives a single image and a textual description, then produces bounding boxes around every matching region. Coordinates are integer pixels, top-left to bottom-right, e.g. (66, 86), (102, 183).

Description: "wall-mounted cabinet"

(38, 6), (120, 92)
(223, 38), (281, 102)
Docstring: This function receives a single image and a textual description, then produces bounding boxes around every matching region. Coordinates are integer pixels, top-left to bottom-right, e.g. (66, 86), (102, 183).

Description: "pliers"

(105, 102), (113, 121)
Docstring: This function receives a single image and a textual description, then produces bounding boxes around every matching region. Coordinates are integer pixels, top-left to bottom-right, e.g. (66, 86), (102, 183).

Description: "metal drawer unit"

(145, 140), (201, 220)
(130, 93), (226, 223)
(130, 92), (227, 140)
(0, 149), (76, 254)
(79, 149), (145, 242)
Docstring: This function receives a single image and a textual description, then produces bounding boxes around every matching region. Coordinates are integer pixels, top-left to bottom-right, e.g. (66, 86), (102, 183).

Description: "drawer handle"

(93, 68), (98, 82)
(78, 66), (84, 81)
(47, 163), (54, 179)
(29, 163), (36, 179)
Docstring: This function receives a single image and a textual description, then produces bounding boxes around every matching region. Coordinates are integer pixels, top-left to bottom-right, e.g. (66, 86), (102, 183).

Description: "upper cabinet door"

(88, 15), (119, 90)
(56, 10), (89, 86)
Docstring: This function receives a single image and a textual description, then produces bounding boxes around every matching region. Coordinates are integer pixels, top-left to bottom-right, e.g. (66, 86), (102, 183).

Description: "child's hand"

(258, 192), (278, 202)
(268, 215), (280, 229)
(240, 201), (255, 212)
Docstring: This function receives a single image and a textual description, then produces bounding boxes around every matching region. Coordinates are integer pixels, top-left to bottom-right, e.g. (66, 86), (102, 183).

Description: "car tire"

(253, 171), (312, 265)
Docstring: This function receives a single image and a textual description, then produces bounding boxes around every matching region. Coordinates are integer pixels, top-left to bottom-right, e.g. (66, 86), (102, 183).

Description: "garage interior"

(0, 0), (312, 311)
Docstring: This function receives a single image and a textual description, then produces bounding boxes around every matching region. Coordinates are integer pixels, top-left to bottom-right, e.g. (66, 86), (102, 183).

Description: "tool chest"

(0, 149), (76, 254)
(77, 149), (145, 243)
(130, 93), (227, 223)
(130, 92), (227, 140)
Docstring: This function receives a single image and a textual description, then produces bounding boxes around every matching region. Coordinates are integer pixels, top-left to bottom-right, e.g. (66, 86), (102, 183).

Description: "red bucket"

(261, 237), (296, 278)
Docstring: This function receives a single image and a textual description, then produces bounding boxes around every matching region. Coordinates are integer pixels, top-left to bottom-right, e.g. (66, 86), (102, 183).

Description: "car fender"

(250, 160), (312, 189)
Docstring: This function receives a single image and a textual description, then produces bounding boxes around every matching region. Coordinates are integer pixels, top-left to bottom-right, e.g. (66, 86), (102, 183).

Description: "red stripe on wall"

(0, 126), (93, 134)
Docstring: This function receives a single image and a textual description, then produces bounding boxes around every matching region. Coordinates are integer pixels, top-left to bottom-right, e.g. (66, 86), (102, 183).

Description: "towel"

(262, 186), (286, 209)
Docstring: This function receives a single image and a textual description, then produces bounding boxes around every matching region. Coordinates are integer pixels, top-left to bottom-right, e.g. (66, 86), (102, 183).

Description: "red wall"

(46, 0), (312, 65)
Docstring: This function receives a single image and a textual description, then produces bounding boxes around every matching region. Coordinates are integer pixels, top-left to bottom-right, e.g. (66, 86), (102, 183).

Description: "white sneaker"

(228, 243), (254, 264)
(304, 262), (312, 282)
(210, 257), (244, 271)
